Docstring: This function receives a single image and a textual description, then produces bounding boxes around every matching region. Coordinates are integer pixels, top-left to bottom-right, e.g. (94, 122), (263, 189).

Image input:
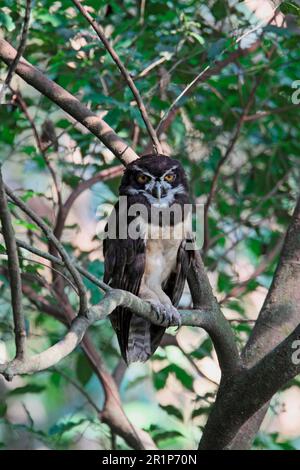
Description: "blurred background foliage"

(0, 0), (300, 450)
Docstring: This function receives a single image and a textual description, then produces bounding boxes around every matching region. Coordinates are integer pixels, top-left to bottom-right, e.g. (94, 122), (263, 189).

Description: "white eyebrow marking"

(161, 165), (178, 178)
(130, 165), (154, 179)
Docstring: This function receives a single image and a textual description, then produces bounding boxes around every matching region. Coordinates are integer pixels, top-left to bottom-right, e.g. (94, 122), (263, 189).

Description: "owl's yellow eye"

(164, 174), (175, 183)
(136, 173), (150, 184)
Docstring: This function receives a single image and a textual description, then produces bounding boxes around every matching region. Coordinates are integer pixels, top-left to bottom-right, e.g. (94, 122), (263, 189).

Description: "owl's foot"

(149, 301), (181, 327)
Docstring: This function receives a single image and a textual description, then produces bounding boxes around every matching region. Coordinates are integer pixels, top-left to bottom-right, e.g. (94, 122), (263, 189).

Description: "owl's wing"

(164, 238), (194, 306)
(150, 238), (194, 353)
(103, 201), (146, 360)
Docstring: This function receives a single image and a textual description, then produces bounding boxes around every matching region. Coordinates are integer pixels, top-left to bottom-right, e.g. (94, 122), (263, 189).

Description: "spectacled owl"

(103, 154), (193, 363)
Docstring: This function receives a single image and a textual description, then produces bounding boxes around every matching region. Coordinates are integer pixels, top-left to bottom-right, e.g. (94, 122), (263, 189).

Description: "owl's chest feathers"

(142, 232), (182, 288)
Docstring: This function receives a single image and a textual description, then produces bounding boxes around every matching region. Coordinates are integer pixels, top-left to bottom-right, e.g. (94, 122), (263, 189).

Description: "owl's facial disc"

(133, 169), (182, 207)
(122, 158), (188, 208)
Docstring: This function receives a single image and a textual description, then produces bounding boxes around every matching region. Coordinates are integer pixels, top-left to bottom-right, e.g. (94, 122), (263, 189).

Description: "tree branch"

(221, 235), (284, 302)
(198, 194), (300, 449)
(21, 281), (154, 450)
(54, 164), (123, 240)
(203, 75), (263, 250)
(243, 103), (300, 122)
(0, 39), (138, 165)
(156, 41), (260, 135)
(0, 287), (211, 379)
(10, 86), (63, 209)
(0, 0), (31, 104)
(199, 322), (300, 450)
(5, 234), (109, 293)
(0, 168), (26, 360)
(71, 0), (162, 154)
(4, 184), (89, 316)
(187, 251), (240, 377)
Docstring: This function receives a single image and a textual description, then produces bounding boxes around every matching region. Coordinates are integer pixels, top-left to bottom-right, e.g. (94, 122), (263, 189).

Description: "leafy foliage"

(0, 0), (300, 451)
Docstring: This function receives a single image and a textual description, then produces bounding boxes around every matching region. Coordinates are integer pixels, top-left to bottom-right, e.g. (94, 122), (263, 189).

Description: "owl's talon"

(149, 301), (181, 327)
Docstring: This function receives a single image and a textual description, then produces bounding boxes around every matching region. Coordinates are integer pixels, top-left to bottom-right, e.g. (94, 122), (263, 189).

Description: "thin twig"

(52, 368), (101, 413)
(156, 41), (260, 135)
(4, 184), (89, 316)
(19, 255), (79, 294)
(54, 165), (123, 239)
(0, 0), (31, 104)
(10, 86), (63, 209)
(243, 103), (300, 122)
(71, 0), (162, 154)
(221, 236), (283, 303)
(7, 235), (110, 292)
(135, 56), (169, 79)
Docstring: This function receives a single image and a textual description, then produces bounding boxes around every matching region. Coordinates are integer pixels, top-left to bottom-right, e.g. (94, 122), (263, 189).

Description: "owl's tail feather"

(127, 316), (152, 363)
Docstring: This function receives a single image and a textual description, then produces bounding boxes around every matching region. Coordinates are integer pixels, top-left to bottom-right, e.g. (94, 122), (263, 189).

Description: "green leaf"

(245, 237), (262, 258)
(192, 405), (211, 418)
(191, 338), (213, 359)
(154, 364), (194, 391)
(36, 12), (62, 27)
(280, 1), (300, 16)
(15, 219), (38, 232)
(20, 190), (42, 202)
(62, 174), (81, 189)
(188, 32), (205, 45)
(211, 0), (227, 20)
(125, 374), (148, 390)
(49, 418), (87, 436)
(76, 354), (93, 386)
(153, 430), (183, 443)
(0, 403), (7, 417)
(23, 263), (44, 274)
(83, 260), (104, 305)
(159, 404), (183, 421)
(217, 272), (233, 293)
(0, 11), (15, 32)
(9, 384), (46, 396)
(50, 372), (62, 388)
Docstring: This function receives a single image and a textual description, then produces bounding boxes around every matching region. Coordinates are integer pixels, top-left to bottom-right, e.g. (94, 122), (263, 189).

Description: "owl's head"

(120, 154), (189, 207)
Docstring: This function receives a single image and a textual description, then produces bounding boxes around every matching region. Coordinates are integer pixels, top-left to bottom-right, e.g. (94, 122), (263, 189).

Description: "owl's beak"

(152, 182), (162, 201)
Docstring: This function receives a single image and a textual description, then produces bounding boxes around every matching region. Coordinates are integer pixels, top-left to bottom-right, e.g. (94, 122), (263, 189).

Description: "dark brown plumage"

(103, 154), (193, 363)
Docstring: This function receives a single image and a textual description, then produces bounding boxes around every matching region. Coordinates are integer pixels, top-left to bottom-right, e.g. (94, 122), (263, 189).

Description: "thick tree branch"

(0, 39), (138, 165)
(187, 251), (240, 377)
(21, 281), (153, 450)
(71, 0), (162, 154)
(244, 195), (300, 366)
(199, 195), (300, 449)
(199, 322), (300, 450)
(0, 287), (211, 379)
(0, 168), (26, 360)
